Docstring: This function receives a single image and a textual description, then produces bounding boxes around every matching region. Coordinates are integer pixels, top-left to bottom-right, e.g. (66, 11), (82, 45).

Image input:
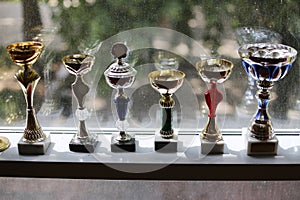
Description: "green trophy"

(148, 69), (185, 152)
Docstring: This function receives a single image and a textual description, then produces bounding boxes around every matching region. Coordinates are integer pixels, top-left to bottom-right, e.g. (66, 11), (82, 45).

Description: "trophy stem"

(16, 67), (45, 143)
(202, 117), (222, 142)
(202, 82), (223, 142)
(159, 94), (174, 138)
(249, 80), (274, 140)
(72, 75), (90, 139)
(78, 120), (89, 138)
(114, 88), (131, 141)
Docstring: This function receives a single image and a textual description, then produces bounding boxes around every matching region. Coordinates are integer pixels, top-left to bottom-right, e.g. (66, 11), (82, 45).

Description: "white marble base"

(200, 138), (224, 154)
(155, 133), (178, 153)
(247, 135), (278, 156)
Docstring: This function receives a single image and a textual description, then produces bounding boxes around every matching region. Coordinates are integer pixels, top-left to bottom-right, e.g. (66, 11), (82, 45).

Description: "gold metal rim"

(0, 136), (10, 152)
(6, 41), (44, 52)
(196, 58), (234, 72)
(148, 69), (185, 80)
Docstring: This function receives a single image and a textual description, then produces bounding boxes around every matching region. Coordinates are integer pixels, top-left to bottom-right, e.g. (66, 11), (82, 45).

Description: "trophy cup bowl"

(238, 43), (297, 155)
(6, 41), (51, 155)
(7, 41), (44, 67)
(197, 58), (233, 84)
(62, 54), (98, 153)
(196, 58), (233, 154)
(148, 69), (185, 152)
(104, 42), (137, 152)
(62, 54), (94, 76)
(149, 70), (185, 97)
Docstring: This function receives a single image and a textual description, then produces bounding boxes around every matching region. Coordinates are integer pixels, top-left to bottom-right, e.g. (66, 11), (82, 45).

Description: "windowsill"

(0, 127), (299, 180)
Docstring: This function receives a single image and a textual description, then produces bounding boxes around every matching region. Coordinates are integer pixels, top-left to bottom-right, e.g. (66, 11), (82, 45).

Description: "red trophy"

(196, 58), (233, 154)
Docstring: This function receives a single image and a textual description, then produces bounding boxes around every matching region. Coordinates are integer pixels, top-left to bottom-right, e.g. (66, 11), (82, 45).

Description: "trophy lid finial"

(111, 42), (128, 59)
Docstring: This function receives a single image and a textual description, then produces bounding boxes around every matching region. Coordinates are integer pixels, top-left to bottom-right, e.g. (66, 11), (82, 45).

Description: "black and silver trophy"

(104, 43), (137, 152)
(62, 54), (98, 153)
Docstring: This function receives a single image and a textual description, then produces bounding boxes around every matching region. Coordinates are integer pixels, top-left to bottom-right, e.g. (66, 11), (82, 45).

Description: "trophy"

(104, 43), (137, 152)
(148, 69), (185, 152)
(62, 54), (98, 153)
(238, 43), (297, 155)
(0, 136), (10, 152)
(196, 58), (233, 154)
(6, 41), (51, 155)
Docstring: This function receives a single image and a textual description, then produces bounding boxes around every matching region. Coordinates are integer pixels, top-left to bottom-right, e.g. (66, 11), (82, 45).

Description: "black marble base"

(69, 137), (98, 153)
(247, 135), (278, 156)
(18, 135), (51, 155)
(111, 137), (136, 152)
(201, 138), (224, 154)
(155, 135), (177, 153)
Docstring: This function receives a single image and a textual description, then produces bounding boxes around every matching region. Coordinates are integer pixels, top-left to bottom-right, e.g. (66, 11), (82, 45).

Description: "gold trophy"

(148, 69), (185, 152)
(196, 58), (233, 154)
(6, 41), (51, 155)
(0, 136), (10, 152)
(62, 54), (98, 153)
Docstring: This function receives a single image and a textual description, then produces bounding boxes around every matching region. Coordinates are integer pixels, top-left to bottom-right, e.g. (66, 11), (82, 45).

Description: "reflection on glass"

(153, 51), (179, 71)
(32, 27), (58, 116)
(235, 27), (282, 115)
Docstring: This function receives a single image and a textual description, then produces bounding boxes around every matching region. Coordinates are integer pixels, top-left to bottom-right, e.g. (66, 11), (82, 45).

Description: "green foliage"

(50, 0), (194, 52)
(0, 88), (25, 124)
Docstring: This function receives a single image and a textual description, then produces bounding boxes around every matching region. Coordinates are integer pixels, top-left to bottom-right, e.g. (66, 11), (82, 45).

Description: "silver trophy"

(62, 54), (98, 153)
(104, 43), (137, 152)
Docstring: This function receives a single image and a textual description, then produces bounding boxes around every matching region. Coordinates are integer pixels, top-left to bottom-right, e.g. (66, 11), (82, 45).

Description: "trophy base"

(200, 138), (224, 154)
(247, 135), (278, 156)
(69, 137), (98, 153)
(18, 134), (51, 155)
(155, 134), (178, 153)
(111, 137), (136, 152)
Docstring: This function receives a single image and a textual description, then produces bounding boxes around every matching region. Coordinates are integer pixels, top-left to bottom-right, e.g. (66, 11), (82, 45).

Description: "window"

(0, 0), (299, 179)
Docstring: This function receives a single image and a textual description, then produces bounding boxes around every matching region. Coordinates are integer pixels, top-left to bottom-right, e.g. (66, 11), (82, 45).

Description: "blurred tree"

(23, 0), (42, 40)
(50, 0), (194, 52)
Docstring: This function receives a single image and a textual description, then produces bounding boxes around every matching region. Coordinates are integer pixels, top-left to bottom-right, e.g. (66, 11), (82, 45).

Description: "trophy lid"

(104, 43), (137, 88)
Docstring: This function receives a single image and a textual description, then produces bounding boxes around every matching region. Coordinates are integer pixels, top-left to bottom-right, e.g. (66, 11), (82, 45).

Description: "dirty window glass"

(0, 0), (299, 132)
